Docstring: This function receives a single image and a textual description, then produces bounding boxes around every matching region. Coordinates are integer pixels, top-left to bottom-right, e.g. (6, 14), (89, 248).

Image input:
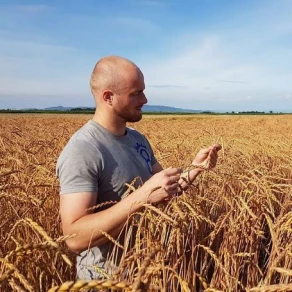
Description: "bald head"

(90, 56), (142, 103)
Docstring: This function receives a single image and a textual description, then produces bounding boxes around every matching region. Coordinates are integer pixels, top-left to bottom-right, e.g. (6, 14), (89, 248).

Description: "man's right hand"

(141, 167), (183, 204)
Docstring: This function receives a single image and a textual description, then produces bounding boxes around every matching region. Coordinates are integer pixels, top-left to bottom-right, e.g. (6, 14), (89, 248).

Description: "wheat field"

(0, 114), (292, 292)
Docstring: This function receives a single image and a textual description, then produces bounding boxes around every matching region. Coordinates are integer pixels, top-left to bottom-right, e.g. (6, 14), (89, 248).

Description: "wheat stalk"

(47, 279), (133, 291)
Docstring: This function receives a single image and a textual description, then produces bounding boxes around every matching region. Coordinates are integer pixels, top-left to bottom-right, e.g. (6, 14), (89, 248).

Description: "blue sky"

(0, 0), (291, 111)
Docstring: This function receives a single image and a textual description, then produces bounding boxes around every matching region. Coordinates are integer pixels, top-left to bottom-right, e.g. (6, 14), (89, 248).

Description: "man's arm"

(60, 190), (145, 253)
(151, 144), (221, 194)
(178, 144), (222, 191)
(60, 167), (182, 254)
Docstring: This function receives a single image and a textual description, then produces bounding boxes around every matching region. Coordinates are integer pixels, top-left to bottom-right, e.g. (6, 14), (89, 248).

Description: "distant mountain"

(142, 105), (201, 113)
(43, 105), (202, 113)
(44, 106), (84, 111)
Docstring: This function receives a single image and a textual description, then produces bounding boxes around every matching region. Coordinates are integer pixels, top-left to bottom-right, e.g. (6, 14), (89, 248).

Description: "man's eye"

(133, 91), (142, 96)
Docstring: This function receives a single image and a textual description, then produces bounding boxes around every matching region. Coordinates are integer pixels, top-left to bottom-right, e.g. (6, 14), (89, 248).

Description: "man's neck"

(92, 112), (127, 136)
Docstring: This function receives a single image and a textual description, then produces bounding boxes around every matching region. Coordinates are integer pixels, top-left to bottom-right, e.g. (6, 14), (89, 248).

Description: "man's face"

(112, 70), (148, 123)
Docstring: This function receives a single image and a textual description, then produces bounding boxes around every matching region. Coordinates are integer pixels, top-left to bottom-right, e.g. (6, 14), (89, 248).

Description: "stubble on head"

(90, 56), (140, 103)
(90, 56), (145, 122)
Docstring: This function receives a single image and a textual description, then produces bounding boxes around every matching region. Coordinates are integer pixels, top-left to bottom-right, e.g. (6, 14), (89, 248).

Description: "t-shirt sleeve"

(56, 140), (102, 195)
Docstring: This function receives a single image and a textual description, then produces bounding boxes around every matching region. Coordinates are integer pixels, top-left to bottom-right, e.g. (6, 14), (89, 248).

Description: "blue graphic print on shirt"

(134, 143), (152, 174)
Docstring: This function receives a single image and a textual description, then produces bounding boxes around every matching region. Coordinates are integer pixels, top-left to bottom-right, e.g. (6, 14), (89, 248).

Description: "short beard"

(114, 107), (143, 123)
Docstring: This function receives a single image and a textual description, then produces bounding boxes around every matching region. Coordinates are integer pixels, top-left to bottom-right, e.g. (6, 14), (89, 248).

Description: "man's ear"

(102, 90), (114, 105)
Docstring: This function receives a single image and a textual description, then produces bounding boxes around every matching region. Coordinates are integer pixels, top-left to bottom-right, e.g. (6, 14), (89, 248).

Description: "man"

(56, 56), (221, 279)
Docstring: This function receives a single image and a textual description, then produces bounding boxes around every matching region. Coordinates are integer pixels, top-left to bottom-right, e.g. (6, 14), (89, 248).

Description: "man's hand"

(192, 143), (222, 170)
(142, 167), (183, 204)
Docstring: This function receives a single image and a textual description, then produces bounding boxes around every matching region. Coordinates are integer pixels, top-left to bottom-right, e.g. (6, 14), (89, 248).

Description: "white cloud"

(136, 1), (292, 110)
(0, 0), (291, 111)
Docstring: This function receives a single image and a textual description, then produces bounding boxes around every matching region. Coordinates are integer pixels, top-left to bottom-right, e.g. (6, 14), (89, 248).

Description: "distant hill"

(44, 106), (85, 111)
(142, 105), (201, 113)
(44, 105), (202, 113)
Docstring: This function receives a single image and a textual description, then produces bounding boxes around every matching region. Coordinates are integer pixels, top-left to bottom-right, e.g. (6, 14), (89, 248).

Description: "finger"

(198, 147), (212, 155)
(163, 182), (181, 194)
(201, 144), (222, 155)
(163, 182), (179, 192)
(166, 175), (181, 185)
(209, 149), (218, 159)
(210, 147), (220, 160)
(212, 144), (222, 151)
(168, 182), (180, 190)
(164, 167), (183, 176)
(210, 144), (221, 157)
(167, 187), (181, 196)
(209, 160), (216, 168)
(210, 153), (218, 167)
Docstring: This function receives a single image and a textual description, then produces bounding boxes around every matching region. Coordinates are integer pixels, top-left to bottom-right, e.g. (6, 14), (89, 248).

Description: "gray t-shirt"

(56, 120), (157, 279)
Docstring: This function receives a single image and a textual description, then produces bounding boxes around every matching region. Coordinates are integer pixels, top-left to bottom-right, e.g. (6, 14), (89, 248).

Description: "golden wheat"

(1, 114), (292, 291)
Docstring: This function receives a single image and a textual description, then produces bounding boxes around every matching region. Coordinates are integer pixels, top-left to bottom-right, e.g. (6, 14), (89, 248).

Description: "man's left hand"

(192, 143), (222, 170)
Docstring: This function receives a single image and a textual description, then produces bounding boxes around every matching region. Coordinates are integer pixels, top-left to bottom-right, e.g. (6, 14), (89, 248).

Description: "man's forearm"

(64, 190), (146, 254)
(63, 167), (184, 253)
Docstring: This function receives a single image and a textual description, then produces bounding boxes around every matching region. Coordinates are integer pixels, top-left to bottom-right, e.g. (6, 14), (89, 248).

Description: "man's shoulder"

(68, 120), (105, 145)
(126, 127), (144, 138)
(126, 127), (151, 145)
(57, 121), (103, 160)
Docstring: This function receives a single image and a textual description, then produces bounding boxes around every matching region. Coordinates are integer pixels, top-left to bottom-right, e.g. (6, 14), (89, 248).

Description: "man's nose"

(142, 93), (148, 104)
